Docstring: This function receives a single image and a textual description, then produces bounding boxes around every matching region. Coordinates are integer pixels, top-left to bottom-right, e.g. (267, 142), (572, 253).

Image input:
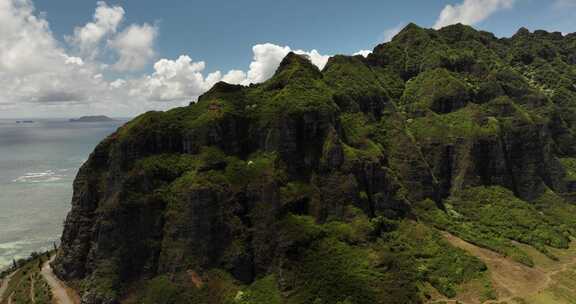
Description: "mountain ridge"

(51, 23), (576, 304)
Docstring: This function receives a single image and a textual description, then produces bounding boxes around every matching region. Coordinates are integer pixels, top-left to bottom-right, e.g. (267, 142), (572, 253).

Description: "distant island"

(69, 115), (116, 122)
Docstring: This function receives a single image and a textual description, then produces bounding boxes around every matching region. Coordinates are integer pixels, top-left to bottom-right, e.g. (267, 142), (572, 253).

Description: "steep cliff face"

(53, 24), (576, 304)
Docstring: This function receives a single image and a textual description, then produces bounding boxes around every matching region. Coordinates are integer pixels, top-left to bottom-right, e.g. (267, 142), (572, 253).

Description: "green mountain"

(51, 23), (576, 304)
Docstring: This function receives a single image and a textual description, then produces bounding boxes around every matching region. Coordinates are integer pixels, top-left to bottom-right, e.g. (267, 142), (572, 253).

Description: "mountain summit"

(52, 24), (576, 304)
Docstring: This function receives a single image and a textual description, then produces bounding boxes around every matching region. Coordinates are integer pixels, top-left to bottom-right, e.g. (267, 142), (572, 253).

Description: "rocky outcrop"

(53, 24), (576, 304)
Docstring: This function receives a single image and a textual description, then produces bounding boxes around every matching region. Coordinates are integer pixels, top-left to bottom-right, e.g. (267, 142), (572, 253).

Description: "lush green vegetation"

(126, 211), (487, 303)
(401, 68), (472, 114)
(415, 187), (571, 265)
(323, 55), (391, 116)
(379, 221), (489, 298)
(248, 53), (338, 127)
(136, 271), (239, 304)
(560, 158), (576, 181)
(406, 104), (499, 143)
(279, 214), (489, 302)
(0, 252), (52, 304)
(236, 276), (282, 304)
(52, 22), (576, 304)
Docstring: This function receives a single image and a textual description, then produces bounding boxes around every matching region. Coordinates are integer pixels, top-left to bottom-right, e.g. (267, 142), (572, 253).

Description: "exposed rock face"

(53, 24), (576, 304)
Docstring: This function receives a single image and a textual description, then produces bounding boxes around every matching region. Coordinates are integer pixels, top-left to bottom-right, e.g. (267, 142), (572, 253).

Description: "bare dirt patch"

(427, 233), (576, 304)
(442, 232), (547, 302)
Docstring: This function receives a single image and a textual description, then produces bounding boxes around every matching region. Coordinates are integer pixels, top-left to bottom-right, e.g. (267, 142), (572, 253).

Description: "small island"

(69, 115), (116, 123)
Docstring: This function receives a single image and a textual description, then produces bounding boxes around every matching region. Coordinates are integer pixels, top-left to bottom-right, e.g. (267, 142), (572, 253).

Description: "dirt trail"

(41, 257), (80, 304)
(30, 275), (35, 303)
(433, 232), (576, 304)
(428, 232), (576, 304)
(546, 255), (576, 278)
(0, 272), (15, 303)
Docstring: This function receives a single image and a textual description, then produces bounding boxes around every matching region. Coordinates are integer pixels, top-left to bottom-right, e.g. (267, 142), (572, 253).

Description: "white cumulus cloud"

(244, 43), (292, 83)
(0, 0), (110, 105)
(221, 70), (247, 84)
(0, 0), (150, 118)
(69, 1), (124, 57)
(243, 43), (329, 84)
(434, 0), (515, 29)
(130, 44), (330, 102)
(0, 0), (61, 76)
(110, 79), (126, 88)
(109, 23), (158, 71)
(64, 56), (84, 66)
(353, 50), (371, 57)
(132, 55), (219, 101)
(0, 0), (336, 117)
(294, 49), (330, 71)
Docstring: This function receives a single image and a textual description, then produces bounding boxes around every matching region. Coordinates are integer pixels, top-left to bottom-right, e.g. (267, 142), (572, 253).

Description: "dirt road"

(0, 272), (15, 303)
(41, 257), (80, 304)
(438, 232), (576, 304)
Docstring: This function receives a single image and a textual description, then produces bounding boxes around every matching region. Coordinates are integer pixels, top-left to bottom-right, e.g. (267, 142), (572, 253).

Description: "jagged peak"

(438, 23), (478, 36)
(197, 81), (244, 103)
(276, 52), (319, 73)
(401, 22), (424, 33)
(369, 22), (432, 54)
(439, 23), (476, 32)
(437, 23), (497, 45)
(205, 81), (243, 95)
(392, 23), (429, 41)
(513, 27), (531, 38)
(266, 52), (323, 87)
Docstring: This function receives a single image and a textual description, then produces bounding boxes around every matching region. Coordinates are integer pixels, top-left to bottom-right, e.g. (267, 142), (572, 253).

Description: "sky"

(0, 0), (575, 118)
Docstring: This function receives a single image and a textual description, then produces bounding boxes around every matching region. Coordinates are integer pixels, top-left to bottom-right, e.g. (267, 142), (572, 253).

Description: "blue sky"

(32, 1), (447, 73)
(0, 0), (575, 117)
(32, 0), (574, 73)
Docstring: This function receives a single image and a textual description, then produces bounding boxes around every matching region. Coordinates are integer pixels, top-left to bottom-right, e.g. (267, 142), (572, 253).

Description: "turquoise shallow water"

(0, 119), (125, 269)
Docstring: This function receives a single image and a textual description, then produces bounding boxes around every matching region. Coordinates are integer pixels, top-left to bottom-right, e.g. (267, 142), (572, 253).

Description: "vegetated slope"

(1, 253), (53, 304)
(51, 23), (576, 304)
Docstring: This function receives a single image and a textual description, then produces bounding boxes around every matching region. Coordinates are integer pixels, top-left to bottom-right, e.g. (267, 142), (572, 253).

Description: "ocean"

(0, 118), (125, 269)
